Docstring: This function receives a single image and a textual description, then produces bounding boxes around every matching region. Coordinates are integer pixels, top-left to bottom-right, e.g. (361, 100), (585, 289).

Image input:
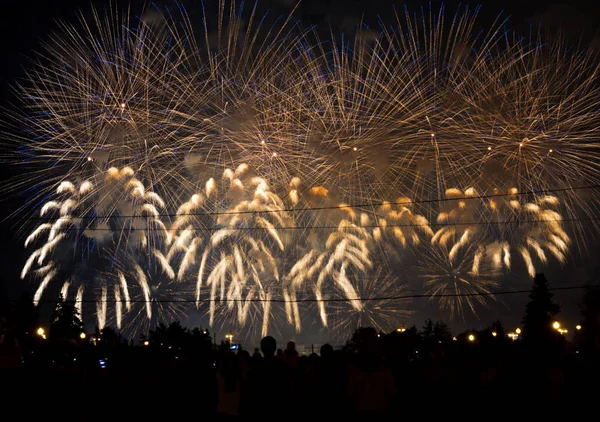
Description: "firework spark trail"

(326, 269), (414, 341)
(432, 188), (481, 256)
(167, 164), (292, 336)
(5, 0), (596, 213)
(452, 33), (600, 214)
(482, 189), (570, 277)
(96, 286), (107, 331)
(433, 187), (571, 278)
(108, 252), (197, 339)
(418, 243), (500, 319)
(20, 167), (168, 330)
(374, 197), (434, 247)
(283, 186), (378, 329)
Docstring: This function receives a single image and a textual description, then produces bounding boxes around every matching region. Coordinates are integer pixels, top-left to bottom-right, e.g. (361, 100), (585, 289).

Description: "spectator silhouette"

(347, 328), (397, 415)
(215, 350), (242, 418)
(284, 341), (299, 369)
(312, 344), (347, 417)
(236, 348), (250, 380)
(245, 336), (289, 416)
(320, 343), (334, 360)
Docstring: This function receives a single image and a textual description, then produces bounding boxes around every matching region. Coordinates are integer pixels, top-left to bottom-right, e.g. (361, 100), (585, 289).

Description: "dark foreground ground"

(2, 345), (598, 419)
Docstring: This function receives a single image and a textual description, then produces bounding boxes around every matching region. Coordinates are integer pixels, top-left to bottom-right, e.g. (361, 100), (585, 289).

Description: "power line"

(19, 284), (598, 304)
(29, 214), (600, 231)
(27, 183), (600, 221)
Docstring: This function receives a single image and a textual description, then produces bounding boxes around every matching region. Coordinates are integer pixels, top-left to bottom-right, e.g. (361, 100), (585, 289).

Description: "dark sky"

(0, 0), (598, 344)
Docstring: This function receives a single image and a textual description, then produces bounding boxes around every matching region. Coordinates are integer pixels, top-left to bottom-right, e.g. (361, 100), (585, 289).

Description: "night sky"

(1, 0), (599, 346)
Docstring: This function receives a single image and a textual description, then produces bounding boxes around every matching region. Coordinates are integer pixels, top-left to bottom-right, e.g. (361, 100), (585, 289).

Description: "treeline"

(1, 273), (600, 368)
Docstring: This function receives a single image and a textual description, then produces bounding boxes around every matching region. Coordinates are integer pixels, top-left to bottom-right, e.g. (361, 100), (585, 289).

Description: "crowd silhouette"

(1, 275), (599, 418)
(0, 322), (599, 418)
(207, 328), (595, 418)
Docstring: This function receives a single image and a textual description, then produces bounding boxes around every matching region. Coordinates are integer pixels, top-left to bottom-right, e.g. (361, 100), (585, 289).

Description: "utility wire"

(26, 183), (600, 221)
(32, 214), (600, 231)
(18, 284), (598, 304)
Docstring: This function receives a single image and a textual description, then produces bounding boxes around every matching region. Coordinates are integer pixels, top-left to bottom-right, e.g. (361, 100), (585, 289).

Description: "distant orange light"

(353, 147), (358, 151)
(487, 146), (492, 151)
(272, 152), (277, 157)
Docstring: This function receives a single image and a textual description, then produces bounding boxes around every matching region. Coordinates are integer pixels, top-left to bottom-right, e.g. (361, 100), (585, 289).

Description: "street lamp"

(515, 328), (522, 335)
(553, 321), (560, 330)
(36, 327), (46, 339)
(576, 325), (582, 331)
(468, 334), (475, 342)
(491, 331), (497, 337)
(144, 341), (149, 346)
(80, 332), (86, 339)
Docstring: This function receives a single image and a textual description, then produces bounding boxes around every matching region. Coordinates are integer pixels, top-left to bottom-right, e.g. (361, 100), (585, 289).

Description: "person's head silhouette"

(260, 335), (277, 358)
(320, 343), (334, 359)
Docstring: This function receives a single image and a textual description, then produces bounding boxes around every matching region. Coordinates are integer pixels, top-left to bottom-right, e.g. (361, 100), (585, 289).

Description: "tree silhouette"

(421, 318), (434, 338)
(577, 286), (600, 355)
(522, 273), (561, 348)
(433, 320), (452, 340)
(490, 320), (505, 338)
(420, 318), (451, 341)
(148, 320), (190, 349)
(346, 327), (379, 354)
(49, 295), (83, 342)
(10, 291), (40, 341)
(97, 326), (126, 345)
(0, 291), (8, 343)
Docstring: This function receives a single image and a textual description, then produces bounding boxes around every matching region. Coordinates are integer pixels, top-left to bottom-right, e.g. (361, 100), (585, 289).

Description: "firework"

(167, 164), (293, 338)
(374, 197), (434, 247)
(5, 1), (600, 336)
(418, 243), (500, 319)
(283, 184), (378, 330)
(20, 166), (168, 330)
(107, 251), (196, 338)
(325, 269), (413, 342)
(433, 187), (570, 278)
(478, 189), (570, 277)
